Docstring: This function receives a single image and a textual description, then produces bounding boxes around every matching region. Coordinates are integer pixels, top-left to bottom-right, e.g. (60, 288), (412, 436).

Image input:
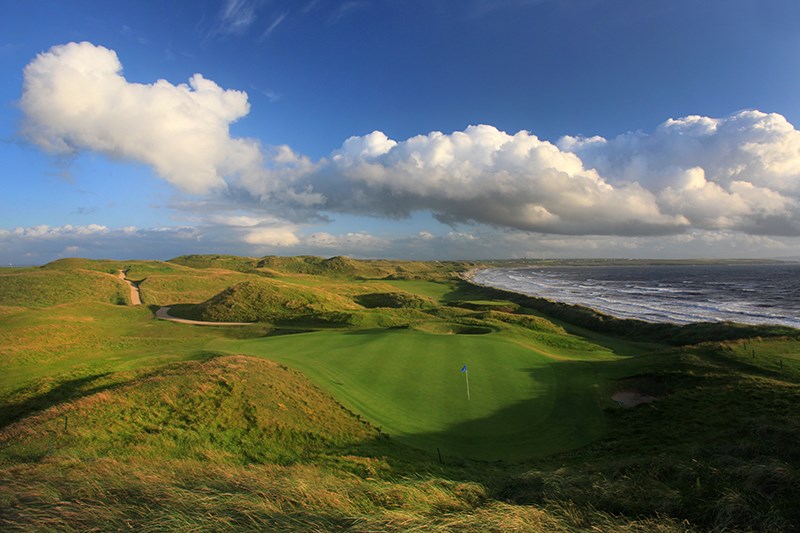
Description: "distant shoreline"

(469, 262), (800, 330)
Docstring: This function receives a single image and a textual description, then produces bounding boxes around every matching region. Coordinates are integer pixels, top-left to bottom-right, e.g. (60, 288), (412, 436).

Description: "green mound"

(478, 310), (565, 334)
(168, 254), (261, 272)
(39, 257), (120, 272)
(355, 291), (434, 309)
(0, 269), (129, 307)
(134, 267), (253, 306)
(188, 278), (352, 323)
(0, 355), (380, 465)
(256, 255), (384, 278)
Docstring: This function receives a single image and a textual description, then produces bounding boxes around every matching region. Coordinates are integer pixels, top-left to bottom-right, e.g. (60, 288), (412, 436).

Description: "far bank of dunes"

(170, 253), (471, 280)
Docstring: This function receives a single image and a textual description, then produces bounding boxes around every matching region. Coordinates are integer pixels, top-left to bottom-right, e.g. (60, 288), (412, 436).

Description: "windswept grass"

(2, 255), (800, 531)
(0, 268), (129, 307)
(184, 278), (358, 323)
(0, 355), (697, 532)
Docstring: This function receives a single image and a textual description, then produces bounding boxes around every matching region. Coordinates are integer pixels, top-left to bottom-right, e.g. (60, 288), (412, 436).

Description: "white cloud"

(242, 226), (301, 246)
(17, 42), (800, 243)
(309, 125), (687, 235)
(7, 224), (109, 238)
(216, 0), (260, 35)
(3, 221), (800, 266)
(261, 11), (289, 39)
(21, 42), (270, 195)
(306, 231), (387, 250)
(561, 110), (800, 235)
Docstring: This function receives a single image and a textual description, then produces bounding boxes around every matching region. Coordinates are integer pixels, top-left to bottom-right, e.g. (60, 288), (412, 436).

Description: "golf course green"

(214, 324), (619, 460)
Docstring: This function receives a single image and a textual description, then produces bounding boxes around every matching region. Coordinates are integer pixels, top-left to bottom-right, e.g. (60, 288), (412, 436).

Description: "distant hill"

(170, 254), (472, 280)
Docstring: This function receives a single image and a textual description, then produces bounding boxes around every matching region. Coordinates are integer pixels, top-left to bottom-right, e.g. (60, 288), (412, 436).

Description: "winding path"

(117, 269), (252, 326)
(155, 306), (255, 327)
(118, 270), (141, 305)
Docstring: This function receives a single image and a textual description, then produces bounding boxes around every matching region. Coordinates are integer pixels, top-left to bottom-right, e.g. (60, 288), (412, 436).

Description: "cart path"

(118, 270), (141, 305)
(155, 306), (255, 326)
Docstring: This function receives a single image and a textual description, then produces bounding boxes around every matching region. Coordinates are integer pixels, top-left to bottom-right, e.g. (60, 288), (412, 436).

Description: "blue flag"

(460, 365), (467, 373)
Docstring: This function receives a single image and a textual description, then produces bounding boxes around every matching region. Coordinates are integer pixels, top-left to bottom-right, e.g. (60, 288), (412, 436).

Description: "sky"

(3, 0), (800, 264)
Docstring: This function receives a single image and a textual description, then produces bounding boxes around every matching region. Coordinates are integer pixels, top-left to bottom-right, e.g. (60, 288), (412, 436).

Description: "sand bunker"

(612, 391), (657, 408)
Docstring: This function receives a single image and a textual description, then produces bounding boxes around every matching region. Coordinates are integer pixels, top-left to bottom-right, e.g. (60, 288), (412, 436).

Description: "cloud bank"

(19, 42), (800, 240)
(3, 222), (796, 266)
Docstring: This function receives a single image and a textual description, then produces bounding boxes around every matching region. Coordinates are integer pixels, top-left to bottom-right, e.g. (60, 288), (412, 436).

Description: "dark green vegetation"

(1, 256), (799, 531)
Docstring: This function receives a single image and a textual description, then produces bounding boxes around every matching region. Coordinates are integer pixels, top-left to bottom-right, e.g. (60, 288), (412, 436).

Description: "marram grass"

(1, 255), (799, 531)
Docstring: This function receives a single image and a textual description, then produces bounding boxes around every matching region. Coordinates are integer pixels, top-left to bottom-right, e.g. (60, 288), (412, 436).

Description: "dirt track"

(118, 270), (141, 305)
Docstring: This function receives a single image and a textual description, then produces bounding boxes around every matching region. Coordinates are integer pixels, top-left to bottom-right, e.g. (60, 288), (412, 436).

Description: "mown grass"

(2, 255), (799, 531)
(212, 325), (624, 460)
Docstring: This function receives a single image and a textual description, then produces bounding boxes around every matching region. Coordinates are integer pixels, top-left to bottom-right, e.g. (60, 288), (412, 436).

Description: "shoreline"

(465, 264), (800, 331)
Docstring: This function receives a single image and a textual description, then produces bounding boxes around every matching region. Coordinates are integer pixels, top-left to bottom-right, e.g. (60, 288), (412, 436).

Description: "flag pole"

(465, 368), (470, 400)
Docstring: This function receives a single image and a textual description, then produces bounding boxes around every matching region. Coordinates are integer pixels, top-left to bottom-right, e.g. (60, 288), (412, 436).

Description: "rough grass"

(2, 256), (800, 531)
(184, 278), (359, 322)
(0, 268), (129, 307)
(170, 253), (472, 281)
(0, 355), (696, 532)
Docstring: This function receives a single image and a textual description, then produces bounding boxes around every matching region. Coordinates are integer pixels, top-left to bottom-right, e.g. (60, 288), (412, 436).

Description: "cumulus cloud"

(242, 226), (300, 246)
(17, 42), (800, 241)
(560, 110), (800, 235)
(295, 111), (800, 237)
(307, 125), (688, 235)
(21, 41), (269, 195)
(305, 231), (388, 250)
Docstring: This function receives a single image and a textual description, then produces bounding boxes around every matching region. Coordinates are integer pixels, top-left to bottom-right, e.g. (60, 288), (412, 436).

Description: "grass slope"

(0, 268), (129, 307)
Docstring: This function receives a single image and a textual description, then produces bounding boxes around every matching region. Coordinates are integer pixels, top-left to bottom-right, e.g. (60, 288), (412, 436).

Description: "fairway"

(215, 327), (608, 460)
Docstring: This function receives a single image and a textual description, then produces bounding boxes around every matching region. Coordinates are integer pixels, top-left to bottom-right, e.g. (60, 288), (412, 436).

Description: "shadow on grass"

(0, 351), (233, 431)
(371, 360), (615, 465)
(0, 372), (115, 430)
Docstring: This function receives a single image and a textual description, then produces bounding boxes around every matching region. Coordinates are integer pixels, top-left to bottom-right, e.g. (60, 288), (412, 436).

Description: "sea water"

(472, 263), (800, 329)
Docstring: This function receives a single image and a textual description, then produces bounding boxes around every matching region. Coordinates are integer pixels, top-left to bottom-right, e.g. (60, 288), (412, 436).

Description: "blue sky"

(3, 0), (800, 264)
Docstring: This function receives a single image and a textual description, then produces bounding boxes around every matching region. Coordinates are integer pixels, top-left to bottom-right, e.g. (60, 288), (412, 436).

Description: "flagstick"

(465, 369), (470, 400)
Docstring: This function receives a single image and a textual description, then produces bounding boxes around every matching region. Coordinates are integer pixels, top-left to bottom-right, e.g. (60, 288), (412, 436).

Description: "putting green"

(214, 328), (608, 460)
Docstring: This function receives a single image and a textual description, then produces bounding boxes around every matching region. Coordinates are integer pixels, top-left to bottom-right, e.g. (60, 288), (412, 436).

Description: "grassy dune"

(1, 255), (799, 531)
(0, 268), (130, 307)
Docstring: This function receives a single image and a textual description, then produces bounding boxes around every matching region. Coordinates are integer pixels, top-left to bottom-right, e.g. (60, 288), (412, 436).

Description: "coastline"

(465, 263), (800, 331)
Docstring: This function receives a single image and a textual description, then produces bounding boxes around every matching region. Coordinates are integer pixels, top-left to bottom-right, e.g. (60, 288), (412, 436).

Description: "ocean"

(472, 263), (800, 329)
